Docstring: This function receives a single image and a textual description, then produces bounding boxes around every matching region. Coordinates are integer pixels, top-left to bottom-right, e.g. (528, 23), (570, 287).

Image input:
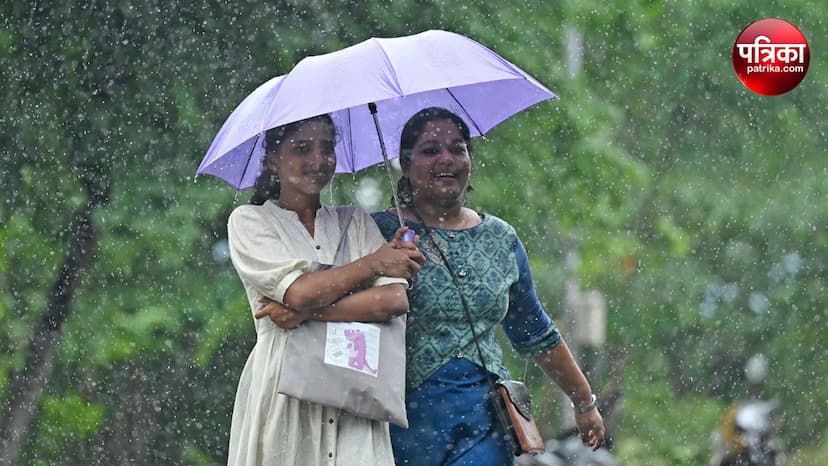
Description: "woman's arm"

(534, 339), (594, 407)
(533, 340), (605, 451)
(282, 208), (422, 311)
(229, 206), (422, 313)
(502, 235), (605, 450)
(282, 232), (420, 312)
(256, 284), (409, 327)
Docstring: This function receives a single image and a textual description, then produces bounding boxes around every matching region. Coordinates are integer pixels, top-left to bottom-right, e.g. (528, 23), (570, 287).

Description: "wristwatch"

(570, 393), (598, 414)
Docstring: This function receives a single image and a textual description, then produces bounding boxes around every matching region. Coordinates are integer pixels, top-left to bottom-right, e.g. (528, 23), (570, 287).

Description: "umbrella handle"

(373, 107), (414, 287)
(368, 102), (411, 234)
(401, 229), (416, 290)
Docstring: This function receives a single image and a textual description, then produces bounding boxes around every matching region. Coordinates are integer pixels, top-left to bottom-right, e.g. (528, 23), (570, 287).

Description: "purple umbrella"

(197, 29), (557, 226)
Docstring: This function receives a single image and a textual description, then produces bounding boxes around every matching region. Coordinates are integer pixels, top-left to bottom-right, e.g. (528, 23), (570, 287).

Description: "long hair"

(395, 107), (473, 207)
(249, 114), (335, 205)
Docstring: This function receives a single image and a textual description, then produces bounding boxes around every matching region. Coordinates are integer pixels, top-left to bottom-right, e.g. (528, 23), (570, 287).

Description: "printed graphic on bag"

(324, 323), (381, 376)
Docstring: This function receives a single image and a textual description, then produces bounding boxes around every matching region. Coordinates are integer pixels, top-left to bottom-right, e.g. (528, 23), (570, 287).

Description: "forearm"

(534, 339), (594, 407)
(283, 255), (380, 311)
(304, 284), (409, 322)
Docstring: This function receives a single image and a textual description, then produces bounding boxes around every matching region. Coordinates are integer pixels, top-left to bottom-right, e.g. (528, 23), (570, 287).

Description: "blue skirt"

(390, 358), (515, 465)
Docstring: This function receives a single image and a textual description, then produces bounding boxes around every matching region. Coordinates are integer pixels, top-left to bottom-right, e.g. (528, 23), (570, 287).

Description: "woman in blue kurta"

(371, 108), (606, 465)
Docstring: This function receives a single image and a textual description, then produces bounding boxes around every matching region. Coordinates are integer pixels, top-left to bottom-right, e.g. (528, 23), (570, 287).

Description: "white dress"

(226, 201), (403, 466)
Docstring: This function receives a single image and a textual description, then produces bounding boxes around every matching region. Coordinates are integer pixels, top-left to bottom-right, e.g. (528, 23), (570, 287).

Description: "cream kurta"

(226, 201), (403, 466)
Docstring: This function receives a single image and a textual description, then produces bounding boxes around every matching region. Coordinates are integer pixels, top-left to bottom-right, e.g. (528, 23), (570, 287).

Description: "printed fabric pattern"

(372, 211), (560, 390)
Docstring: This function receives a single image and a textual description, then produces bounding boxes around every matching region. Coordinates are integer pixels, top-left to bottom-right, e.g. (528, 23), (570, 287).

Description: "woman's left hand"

(255, 297), (306, 329)
(575, 409), (605, 451)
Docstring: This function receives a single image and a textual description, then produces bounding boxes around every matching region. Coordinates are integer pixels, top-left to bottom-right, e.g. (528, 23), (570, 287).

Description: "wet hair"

(249, 114), (335, 205)
(395, 107), (473, 207)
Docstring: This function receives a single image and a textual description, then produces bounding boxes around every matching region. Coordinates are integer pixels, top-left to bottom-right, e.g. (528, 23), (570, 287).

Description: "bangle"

(570, 393), (597, 414)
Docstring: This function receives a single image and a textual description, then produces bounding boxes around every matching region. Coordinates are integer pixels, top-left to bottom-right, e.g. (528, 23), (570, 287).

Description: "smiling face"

(402, 118), (471, 207)
(266, 118), (336, 202)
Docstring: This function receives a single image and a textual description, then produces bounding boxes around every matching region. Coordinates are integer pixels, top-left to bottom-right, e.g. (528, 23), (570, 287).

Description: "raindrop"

(748, 292), (770, 314)
(782, 251), (802, 275)
(721, 283), (739, 303)
(699, 300), (717, 318)
(745, 353), (768, 384)
(211, 239), (230, 263)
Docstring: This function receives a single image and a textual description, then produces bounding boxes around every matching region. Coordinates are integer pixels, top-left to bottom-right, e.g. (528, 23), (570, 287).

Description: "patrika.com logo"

(731, 18), (810, 96)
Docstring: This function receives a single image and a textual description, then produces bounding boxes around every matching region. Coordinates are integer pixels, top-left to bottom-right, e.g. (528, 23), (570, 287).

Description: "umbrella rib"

(238, 133), (261, 189)
(445, 88), (484, 135)
(347, 107), (355, 172)
(372, 38), (404, 96)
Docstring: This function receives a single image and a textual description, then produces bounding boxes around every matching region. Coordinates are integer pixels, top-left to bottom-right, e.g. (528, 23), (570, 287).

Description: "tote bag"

(275, 207), (408, 428)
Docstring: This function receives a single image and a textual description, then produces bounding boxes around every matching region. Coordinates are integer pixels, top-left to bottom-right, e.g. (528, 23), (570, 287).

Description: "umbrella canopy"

(197, 29), (557, 190)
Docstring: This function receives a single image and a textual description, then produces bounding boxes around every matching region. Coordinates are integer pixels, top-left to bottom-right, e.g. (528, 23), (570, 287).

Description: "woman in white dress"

(226, 114), (423, 466)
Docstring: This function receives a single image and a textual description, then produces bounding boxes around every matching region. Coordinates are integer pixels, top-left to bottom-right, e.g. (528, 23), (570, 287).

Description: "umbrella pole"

(369, 103), (414, 241)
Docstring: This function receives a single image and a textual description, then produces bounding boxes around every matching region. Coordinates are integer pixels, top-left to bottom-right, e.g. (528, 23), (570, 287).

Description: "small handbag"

(274, 207), (408, 428)
(494, 381), (546, 455)
(414, 210), (545, 456)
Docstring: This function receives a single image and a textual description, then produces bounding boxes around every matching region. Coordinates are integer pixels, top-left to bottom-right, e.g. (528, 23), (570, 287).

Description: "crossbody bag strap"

(411, 212), (496, 382)
(414, 210), (527, 379)
(410, 207), (517, 449)
(331, 206), (355, 267)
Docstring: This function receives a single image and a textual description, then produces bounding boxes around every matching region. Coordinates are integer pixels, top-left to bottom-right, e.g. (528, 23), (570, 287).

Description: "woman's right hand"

(575, 408), (605, 451)
(371, 227), (424, 280)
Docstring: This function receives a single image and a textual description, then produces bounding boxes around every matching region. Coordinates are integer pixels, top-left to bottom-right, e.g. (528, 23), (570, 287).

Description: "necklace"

(407, 205), (478, 230)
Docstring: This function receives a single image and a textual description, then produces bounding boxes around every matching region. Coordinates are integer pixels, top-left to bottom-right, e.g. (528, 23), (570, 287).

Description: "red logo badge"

(732, 18), (810, 96)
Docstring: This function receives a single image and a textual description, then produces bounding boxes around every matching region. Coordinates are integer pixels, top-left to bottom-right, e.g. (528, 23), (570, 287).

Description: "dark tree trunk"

(0, 180), (109, 466)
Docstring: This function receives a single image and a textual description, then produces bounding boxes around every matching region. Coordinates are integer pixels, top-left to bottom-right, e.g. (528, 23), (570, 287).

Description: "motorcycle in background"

(710, 399), (781, 466)
(710, 353), (782, 466)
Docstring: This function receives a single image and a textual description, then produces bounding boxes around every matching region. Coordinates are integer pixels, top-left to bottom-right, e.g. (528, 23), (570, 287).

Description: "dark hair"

(395, 107), (473, 207)
(250, 114), (335, 205)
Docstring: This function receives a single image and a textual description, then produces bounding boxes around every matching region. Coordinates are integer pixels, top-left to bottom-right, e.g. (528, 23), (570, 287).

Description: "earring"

(400, 177), (413, 205)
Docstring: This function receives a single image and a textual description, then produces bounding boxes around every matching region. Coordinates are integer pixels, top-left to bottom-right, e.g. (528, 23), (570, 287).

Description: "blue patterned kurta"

(372, 211), (561, 465)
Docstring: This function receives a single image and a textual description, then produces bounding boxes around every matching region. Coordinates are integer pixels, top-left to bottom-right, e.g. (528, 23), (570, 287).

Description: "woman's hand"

(370, 226), (424, 279)
(255, 298), (307, 329)
(575, 409), (605, 451)
(533, 341), (607, 451)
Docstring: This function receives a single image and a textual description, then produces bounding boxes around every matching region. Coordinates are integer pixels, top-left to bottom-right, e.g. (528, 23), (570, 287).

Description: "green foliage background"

(1, 1), (825, 464)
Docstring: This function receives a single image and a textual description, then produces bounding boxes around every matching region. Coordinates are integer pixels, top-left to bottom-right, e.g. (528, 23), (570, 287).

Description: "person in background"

(226, 113), (423, 465)
(370, 107), (605, 465)
(710, 354), (781, 466)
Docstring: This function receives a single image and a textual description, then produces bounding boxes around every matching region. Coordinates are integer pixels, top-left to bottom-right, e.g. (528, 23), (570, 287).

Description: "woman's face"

(267, 119), (336, 199)
(403, 119), (471, 206)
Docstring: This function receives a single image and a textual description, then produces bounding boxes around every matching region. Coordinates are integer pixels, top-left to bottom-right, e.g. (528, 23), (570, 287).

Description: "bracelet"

(570, 393), (598, 414)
